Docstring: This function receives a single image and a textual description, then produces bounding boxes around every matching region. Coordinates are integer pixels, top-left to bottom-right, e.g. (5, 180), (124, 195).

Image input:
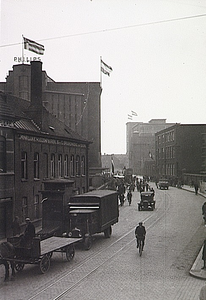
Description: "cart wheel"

(66, 245), (75, 262)
(15, 263), (25, 272)
(39, 255), (50, 274)
(47, 252), (53, 259)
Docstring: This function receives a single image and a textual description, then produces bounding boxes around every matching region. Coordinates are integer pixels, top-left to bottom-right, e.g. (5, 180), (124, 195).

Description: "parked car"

(157, 179), (169, 190)
(138, 191), (155, 211)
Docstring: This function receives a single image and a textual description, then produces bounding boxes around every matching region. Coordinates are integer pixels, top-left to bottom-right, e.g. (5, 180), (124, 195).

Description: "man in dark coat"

(21, 218), (35, 247)
(135, 222), (146, 250)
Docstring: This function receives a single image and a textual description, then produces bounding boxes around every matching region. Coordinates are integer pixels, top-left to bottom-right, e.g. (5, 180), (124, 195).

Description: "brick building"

(126, 119), (175, 176)
(0, 62), (102, 186)
(0, 61), (90, 238)
(155, 124), (206, 182)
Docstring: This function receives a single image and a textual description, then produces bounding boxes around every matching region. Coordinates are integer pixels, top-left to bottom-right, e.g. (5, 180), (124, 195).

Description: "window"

(22, 197), (28, 222)
(58, 154), (62, 177)
(76, 155), (80, 176)
(70, 155), (74, 176)
(43, 153), (48, 178)
(34, 195), (39, 219)
(0, 137), (6, 172)
(51, 154), (55, 177)
(64, 155), (69, 177)
(34, 152), (39, 179)
(21, 151), (28, 179)
(81, 155), (85, 175)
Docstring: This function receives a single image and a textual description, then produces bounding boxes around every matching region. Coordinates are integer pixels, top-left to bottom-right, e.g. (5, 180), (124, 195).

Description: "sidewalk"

(181, 185), (206, 279)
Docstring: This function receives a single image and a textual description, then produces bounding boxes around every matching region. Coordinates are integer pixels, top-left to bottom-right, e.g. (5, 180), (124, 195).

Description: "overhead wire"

(1, 12), (206, 49)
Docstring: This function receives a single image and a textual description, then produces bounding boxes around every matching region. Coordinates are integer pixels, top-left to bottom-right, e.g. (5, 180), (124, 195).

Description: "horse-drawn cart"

(4, 236), (81, 274)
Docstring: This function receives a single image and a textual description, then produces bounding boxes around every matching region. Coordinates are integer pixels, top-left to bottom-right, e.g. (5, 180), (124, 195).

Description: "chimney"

(27, 61), (43, 129)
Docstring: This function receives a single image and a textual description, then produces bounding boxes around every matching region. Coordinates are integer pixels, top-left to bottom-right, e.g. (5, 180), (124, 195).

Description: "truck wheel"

(66, 245), (75, 261)
(84, 235), (92, 250)
(104, 226), (112, 238)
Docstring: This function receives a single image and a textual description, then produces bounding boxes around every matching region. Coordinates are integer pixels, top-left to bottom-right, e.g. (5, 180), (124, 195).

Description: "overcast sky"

(1, 0), (206, 154)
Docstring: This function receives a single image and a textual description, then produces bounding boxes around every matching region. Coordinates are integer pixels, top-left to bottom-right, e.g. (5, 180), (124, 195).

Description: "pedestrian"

(11, 216), (21, 236)
(194, 183), (199, 195)
(202, 240), (206, 269)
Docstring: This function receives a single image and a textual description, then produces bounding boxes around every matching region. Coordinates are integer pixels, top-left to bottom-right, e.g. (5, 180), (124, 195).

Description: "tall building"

(155, 124), (206, 181)
(0, 61), (90, 238)
(126, 119), (175, 176)
(0, 63), (102, 185)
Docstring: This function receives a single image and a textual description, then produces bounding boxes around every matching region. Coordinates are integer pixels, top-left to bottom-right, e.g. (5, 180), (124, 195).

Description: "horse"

(0, 242), (16, 281)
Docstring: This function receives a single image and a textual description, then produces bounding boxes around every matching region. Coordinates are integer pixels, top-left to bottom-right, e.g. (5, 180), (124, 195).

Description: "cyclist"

(135, 222), (146, 250)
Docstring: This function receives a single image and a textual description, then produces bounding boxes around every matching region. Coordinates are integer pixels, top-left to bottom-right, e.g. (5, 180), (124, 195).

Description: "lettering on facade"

(0, 120), (15, 128)
(14, 57), (41, 63)
(18, 134), (86, 148)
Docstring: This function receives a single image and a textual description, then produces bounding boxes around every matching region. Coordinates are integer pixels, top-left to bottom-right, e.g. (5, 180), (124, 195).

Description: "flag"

(101, 59), (113, 76)
(23, 37), (45, 55)
(131, 110), (138, 116)
(128, 114), (132, 120)
(111, 157), (115, 174)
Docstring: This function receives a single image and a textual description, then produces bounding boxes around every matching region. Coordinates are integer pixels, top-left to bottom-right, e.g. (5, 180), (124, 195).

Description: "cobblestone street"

(1, 185), (206, 300)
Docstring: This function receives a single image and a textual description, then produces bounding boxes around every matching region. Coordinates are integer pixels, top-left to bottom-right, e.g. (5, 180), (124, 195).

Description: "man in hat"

(21, 218), (35, 247)
(135, 222), (146, 250)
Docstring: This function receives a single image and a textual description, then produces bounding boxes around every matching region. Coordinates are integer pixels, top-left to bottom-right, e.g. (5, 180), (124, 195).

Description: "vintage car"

(157, 179), (169, 190)
(138, 191), (155, 211)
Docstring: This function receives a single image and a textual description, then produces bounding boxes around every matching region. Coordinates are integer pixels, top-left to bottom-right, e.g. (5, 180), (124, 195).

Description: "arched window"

(43, 153), (48, 178)
(34, 152), (39, 179)
(21, 151), (28, 179)
(51, 154), (55, 178)
(76, 155), (80, 176)
(58, 154), (62, 177)
(64, 155), (69, 177)
(70, 155), (74, 176)
(81, 155), (85, 176)
(0, 136), (6, 173)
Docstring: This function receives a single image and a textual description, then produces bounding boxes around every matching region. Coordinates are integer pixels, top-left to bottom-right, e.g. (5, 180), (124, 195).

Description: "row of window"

(157, 130), (175, 145)
(159, 164), (175, 176)
(157, 147), (175, 160)
(21, 152), (86, 180)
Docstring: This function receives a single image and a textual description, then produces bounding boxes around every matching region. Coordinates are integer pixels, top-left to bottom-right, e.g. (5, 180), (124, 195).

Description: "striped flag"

(23, 37), (45, 55)
(111, 156), (115, 174)
(101, 59), (113, 76)
(131, 110), (137, 116)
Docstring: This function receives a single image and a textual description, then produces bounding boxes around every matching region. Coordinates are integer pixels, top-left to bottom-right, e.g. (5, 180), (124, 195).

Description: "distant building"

(126, 119), (175, 176)
(0, 61), (90, 238)
(101, 154), (127, 174)
(155, 124), (206, 182)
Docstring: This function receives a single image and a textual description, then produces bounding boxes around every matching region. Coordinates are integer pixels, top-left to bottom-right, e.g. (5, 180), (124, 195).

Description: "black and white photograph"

(0, 0), (206, 299)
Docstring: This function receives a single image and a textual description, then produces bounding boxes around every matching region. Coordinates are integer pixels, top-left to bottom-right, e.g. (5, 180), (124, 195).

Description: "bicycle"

(136, 236), (144, 257)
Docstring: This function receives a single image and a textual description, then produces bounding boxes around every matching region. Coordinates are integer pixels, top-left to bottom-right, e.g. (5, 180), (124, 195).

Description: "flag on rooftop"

(111, 156), (115, 174)
(101, 59), (113, 76)
(131, 110), (138, 116)
(23, 37), (45, 55)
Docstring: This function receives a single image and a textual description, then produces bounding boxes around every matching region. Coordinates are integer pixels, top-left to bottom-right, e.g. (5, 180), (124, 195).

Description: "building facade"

(0, 61), (90, 238)
(126, 119), (175, 176)
(155, 124), (206, 182)
(0, 63), (102, 185)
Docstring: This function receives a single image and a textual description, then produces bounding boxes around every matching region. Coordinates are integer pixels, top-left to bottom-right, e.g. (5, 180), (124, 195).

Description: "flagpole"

(22, 35), (24, 64)
(100, 56), (102, 88)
